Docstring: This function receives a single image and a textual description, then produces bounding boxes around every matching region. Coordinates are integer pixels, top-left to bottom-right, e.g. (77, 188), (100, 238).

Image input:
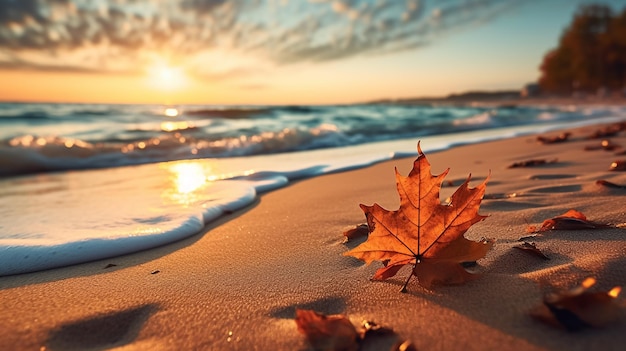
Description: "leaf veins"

(344, 142), (493, 291)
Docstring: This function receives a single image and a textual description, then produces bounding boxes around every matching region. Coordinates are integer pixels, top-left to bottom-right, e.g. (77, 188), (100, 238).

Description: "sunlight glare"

(162, 161), (214, 206)
(608, 286), (621, 298)
(147, 61), (188, 91)
(164, 108), (179, 117)
(172, 163), (207, 194)
(161, 121), (191, 132)
(581, 277), (596, 289)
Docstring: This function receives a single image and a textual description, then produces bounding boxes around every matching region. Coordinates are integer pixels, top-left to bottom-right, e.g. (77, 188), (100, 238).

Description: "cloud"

(244, 0), (521, 64)
(0, 0), (522, 78)
(0, 59), (107, 74)
(179, 0), (228, 14)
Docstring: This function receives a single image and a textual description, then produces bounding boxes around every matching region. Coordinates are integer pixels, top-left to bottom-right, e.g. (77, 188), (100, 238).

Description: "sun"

(146, 61), (188, 91)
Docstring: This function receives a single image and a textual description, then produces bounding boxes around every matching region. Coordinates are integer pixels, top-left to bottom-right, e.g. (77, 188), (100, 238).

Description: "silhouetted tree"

(539, 4), (626, 95)
(604, 7), (626, 89)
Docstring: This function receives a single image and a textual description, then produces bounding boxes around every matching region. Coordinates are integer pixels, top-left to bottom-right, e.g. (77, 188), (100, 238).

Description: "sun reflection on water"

(164, 108), (179, 117)
(161, 121), (191, 132)
(173, 163), (206, 193)
(162, 161), (213, 205)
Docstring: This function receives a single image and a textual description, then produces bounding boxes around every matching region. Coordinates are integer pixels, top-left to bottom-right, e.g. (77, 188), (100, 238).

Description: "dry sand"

(1, 122), (626, 351)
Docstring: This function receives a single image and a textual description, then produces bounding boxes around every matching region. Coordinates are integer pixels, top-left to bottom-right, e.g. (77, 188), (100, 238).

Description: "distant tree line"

(539, 4), (626, 96)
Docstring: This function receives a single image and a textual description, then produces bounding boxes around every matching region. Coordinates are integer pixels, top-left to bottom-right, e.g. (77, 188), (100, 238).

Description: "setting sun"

(147, 61), (188, 91)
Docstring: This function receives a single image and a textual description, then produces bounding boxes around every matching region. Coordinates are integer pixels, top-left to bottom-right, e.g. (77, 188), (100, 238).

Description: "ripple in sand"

(527, 184), (583, 193)
(528, 174), (577, 180)
(480, 200), (544, 212)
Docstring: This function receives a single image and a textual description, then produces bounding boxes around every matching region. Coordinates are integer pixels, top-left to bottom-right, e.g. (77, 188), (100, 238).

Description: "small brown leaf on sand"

(507, 159), (558, 168)
(537, 132), (571, 144)
(528, 209), (610, 233)
(518, 234), (539, 241)
(513, 242), (550, 260)
(530, 277), (622, 331)
(359, 320), (395, 339)
(103, 263), (118, 269)
(343, 224), (369, 241)
(584, 139), (622, 151)
(295, 309), (358, 351)
(295, 311), (409, 351)
(587, 123), (626, 139)
(610, 160), (626, 171)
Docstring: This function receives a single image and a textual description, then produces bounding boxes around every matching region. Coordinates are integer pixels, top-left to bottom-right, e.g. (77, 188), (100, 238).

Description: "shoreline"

(1, 121), (626, 350)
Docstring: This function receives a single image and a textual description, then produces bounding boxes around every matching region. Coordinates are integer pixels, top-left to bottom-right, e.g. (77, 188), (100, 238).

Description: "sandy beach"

(1, 121), (626, 351)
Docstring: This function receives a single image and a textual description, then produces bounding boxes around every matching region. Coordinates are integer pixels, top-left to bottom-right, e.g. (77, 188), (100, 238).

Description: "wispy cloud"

(0, 0), (520, 79)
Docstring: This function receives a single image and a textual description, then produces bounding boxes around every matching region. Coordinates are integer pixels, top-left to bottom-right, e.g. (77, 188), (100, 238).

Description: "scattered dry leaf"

(587, 123), (626, 139)
(518, 234), (539, 241)
(595, 179), (626, 189)
(530, 277), (622, 331)
(359, 320), (411, 350)
(527, 209), (610, 233)
(507, 158), (558, 168)
(343, 224), (369, 241)
(359, 320), (394, 339)
(513, 242), (550, 260)
(537, 132), (571, 144)
(584, 139), (621, 151)
(610, 160), (626, 171)
(344, 142), (493, 291)
(295, 309), (358, 351)
(295, 310), (409, 351)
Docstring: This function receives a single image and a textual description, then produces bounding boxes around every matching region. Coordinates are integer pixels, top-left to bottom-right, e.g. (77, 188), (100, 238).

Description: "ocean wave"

(453, 111), (493, 126)
(182, 105), (322, 119)
(0, 113), (53, 122)
(0, 105), (127, 121)
(277, 105), (321, 114)
(185, 107), (272, 119)
(2, 103), (626, 177)
(0, 124), (352, 176)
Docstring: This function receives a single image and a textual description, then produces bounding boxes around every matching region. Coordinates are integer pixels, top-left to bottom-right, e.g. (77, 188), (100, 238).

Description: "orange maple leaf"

(344, 142), (494, 291)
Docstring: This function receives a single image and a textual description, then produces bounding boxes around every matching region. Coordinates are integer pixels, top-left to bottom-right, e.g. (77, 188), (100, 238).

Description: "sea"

(1, 101), (625, 276)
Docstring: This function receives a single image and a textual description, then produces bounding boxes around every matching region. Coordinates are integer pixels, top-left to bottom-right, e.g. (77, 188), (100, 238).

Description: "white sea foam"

(453, 111), (493, 126)
(0, 162), (260, 275)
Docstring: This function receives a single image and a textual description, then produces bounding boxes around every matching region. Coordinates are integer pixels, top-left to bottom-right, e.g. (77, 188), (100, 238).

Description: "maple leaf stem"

(400, 271), (414, 293)
(347, 143), (492, 292)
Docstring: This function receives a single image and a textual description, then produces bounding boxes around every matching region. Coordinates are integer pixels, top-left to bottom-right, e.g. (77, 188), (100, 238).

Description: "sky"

(0, 0), (624, 105)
